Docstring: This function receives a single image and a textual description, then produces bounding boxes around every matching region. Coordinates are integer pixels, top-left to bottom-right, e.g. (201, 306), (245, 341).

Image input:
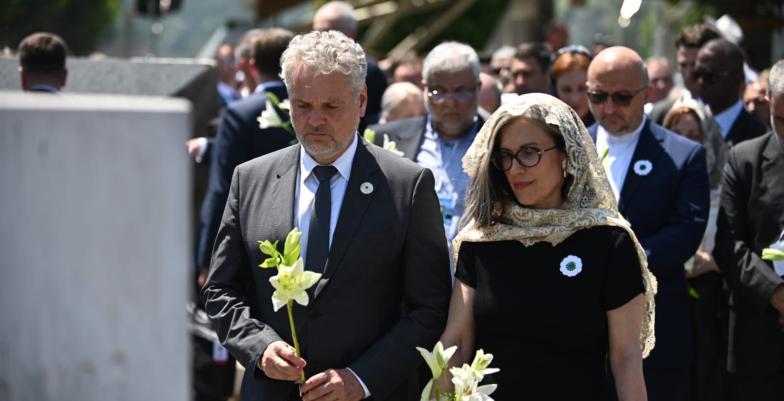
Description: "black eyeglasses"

(492, 145), (559, 171)
(586, 87), (646, 106)
(426, 86), (477, 104)
(692, 68), (734, 85)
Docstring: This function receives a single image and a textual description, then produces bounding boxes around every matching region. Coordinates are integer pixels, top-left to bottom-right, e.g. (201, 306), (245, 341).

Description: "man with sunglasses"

(695, 38), (766, 147)
(369, 41), (483, 255)
(586, 46), (710, 401)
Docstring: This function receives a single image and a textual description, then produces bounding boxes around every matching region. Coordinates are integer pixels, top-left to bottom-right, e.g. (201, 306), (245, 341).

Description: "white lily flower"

(470, 349), (500, 377)
(416, 341), (457, 379)
(382, 134), (405, 156)
(257, 99), (282, 129)
(268, 258), (321, 311)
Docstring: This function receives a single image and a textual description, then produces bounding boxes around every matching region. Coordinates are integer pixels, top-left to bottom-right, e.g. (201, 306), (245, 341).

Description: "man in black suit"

(586, 46), (710, 401)
(17, 32), (68, 93)
(201, 30), (452, 401)
(713, 59), (784, 401)
(695, 39), (767, 146)
(313, 1), (387, 127)
(195, 28), (296, 284)
(368, 41), (483, 247)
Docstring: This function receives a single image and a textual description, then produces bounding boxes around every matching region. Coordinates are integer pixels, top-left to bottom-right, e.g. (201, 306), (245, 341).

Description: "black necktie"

(305, 165), (337, 273)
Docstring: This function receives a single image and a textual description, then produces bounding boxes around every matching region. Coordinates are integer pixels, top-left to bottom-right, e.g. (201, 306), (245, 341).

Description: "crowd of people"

(13, 2), (784, 401)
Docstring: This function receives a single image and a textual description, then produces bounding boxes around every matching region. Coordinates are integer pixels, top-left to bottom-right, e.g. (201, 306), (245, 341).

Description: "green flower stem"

(287, 300), (306, 383)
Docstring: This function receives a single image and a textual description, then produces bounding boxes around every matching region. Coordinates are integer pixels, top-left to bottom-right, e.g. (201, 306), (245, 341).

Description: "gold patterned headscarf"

(454, 93), (657, 357)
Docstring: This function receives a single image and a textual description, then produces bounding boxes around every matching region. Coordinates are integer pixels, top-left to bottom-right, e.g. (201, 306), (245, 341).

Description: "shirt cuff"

(195, 137), (208, 163)
(346, 367), (370, 399)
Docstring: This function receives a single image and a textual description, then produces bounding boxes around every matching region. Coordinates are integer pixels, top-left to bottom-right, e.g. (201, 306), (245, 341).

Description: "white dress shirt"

(293, 133), (370, 398)
(596, 117), (646, 202)
(712, 100), (744, 139)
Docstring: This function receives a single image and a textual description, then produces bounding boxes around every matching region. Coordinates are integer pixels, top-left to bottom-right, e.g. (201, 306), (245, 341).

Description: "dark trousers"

(729, 373), (784, 401)
(689, 273), (730, 401)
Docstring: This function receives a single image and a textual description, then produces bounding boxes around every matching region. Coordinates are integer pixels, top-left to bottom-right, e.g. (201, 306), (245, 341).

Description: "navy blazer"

(196, 84), (295, 270)
(589, 120), (710, 367)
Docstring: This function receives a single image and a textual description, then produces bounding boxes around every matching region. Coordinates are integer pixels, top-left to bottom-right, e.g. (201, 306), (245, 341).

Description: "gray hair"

(491, 46), (516, 64)
(313, 1), (358, 37)
(381, 81), (423, 120)
(422, 41), (480, 83)
(280, 30), (367, 96)
(767, 59), (784, 97)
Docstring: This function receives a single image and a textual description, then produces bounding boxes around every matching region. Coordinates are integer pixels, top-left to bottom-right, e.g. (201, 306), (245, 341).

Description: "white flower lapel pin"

(559, 255), (582, 277)
(360, 182), (374, 195)
(633, 159), (653, 176)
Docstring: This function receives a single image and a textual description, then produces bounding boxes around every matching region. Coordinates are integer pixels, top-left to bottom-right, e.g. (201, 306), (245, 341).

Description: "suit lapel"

(618, 121), (664, 214)
(402, 117), (427, 160)
(311, 138), (380, 299)
(268, 146), (299, 247)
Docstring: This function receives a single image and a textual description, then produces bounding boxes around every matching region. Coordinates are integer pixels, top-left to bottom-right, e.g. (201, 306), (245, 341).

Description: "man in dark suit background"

(201, 30), (452, 401)
(195, 28), (296, 284)
(586, 46), (710, 401)
(695, 39), (767, 147)
(713, 59), (784, 401)
(17, 32), (68, 93)
(369, 41), (483, 248)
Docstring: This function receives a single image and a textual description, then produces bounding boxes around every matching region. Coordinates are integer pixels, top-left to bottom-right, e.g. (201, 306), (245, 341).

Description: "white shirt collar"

(299, 133), (358, 182)
(713, 100), (744, 138)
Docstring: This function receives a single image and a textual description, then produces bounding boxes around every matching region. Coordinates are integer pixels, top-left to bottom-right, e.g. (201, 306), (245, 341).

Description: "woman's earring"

(562, 160), (567, 178)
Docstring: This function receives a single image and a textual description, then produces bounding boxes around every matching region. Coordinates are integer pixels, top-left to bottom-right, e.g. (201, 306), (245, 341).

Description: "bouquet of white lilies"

(416, 342), (499, 401)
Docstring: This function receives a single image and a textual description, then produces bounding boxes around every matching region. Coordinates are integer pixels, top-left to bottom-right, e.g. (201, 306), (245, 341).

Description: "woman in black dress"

(441, 93), (656, 401)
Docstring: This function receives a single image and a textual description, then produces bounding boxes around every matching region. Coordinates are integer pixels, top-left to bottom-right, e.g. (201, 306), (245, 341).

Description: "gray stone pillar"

(0, 92), (192, 401)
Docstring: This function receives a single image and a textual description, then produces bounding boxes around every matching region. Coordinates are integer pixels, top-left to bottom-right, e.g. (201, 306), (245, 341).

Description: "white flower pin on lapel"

(360, 182), (374, 195)
(633, 159), (653, 176)
(559, 255), (582, 277)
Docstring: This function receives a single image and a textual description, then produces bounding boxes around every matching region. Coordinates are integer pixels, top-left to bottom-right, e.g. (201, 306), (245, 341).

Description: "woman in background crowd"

(550, 45), (594, 127)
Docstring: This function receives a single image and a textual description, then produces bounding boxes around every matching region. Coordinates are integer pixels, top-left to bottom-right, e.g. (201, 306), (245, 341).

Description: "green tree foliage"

(0, 0), (122, 55)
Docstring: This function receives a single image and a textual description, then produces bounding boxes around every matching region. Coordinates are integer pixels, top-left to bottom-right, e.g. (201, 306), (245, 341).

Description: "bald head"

(313, 1), (357, 38)
(588, 46), (648, 88)
(586, 47), (650, 136)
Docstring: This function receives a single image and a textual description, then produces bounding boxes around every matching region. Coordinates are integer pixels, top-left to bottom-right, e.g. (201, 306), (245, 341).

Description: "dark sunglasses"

(492, 145), (559, 171)
(692, 68), (733, 85)
(586, 87), (646, 106)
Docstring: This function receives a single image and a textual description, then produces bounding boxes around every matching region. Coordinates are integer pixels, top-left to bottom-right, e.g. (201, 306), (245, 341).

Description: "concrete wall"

(0, 92), (192, 401)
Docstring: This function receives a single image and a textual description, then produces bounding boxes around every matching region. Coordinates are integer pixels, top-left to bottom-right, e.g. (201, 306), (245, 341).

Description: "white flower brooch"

(559, 255), (583, 277)
(633, 159), (653, 176)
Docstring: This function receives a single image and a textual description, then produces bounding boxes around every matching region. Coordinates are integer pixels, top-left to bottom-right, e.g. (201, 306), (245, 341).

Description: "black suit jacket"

(725, 108), (767, 147)
(201, 138), (452, 401)
(368, 115), (485, 161)
(589, 120), (710, 368)
(714, 132), (784, 375)
(196, 84), (296, 270)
